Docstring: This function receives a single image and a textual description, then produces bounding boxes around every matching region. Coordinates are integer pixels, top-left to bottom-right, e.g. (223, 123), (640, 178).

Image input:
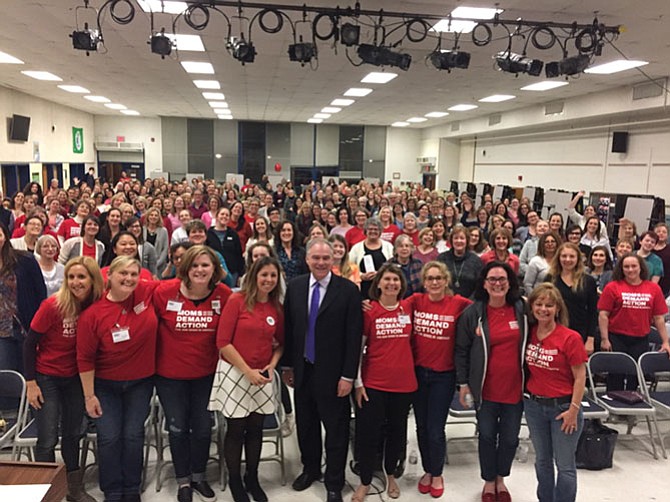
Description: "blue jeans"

(94, 377), (153, 502)
(34, 373), (85, 471)
(477, 400), (524, 482)
(413, 366), (455, 476)
(524, 398), (584, 502)
(155, 374), (214, 485)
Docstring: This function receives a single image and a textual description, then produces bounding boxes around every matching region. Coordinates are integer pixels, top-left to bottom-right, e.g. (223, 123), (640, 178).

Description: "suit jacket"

(282, 273), (362, 396)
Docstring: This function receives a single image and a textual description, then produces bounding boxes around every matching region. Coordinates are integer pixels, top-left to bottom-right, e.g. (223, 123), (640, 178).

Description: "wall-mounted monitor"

(9, 114), (31, 141)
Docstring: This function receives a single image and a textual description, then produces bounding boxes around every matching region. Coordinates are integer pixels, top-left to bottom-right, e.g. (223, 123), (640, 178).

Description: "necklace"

(381, 301), (400, 311)
(453, 258), (465, 288)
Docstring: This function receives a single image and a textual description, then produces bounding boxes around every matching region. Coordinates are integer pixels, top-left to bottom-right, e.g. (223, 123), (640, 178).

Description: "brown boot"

(66, 469), (97, 502)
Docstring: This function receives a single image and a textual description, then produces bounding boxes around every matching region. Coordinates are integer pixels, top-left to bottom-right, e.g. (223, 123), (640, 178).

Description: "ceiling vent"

(488, 113), (502, 126)
(632, 78), (665, 100)
(545, 101), (564, 115)
(451, 121), (460, 132)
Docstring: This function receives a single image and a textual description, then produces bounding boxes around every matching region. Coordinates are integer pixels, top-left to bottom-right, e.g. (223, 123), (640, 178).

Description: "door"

(422, 173), (436, 191)
(1, 164), (30, 196)
(42, 163), (64, 190)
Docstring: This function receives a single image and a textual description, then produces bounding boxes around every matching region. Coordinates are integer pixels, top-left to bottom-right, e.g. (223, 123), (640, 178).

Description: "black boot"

(229, 476), (250, 502)
(244, 471), (268, 502)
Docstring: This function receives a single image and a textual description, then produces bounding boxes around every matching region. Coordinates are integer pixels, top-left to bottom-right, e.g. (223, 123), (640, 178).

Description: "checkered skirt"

(208, 359), (276, 418)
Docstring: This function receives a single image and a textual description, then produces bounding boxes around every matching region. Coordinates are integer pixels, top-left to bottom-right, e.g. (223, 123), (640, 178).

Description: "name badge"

(111, 327), (131, 343)
(133, 301), (147, 314)
(398, 314), (411, 325)
(212, 300), (221, 314)
(167, 300), (183, 312)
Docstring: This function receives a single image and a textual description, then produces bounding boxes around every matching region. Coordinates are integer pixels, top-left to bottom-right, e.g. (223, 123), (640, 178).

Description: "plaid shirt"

(389, 257), (425, 298)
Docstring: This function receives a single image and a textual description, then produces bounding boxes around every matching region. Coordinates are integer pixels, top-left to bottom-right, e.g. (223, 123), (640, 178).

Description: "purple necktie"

(305, 281), (320, 363)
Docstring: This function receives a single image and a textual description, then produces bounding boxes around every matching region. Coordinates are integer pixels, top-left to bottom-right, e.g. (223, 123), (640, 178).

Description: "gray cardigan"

(143, 226), (168, 272)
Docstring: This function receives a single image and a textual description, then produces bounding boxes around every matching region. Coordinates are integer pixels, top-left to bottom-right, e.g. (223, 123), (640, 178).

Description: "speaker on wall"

(612, 131), (628, 153)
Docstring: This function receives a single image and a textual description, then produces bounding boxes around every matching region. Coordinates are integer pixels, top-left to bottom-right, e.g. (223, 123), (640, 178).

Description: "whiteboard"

(624, 197), (655, 232)
(225, 173), (242, 185)
(148, 171), (169, 181)
(266, 174), (284, 189)
(186, 173), (204, 183)
(522, 187), (537, 202)
(542, 189), (573, 223)
(493, 185), (505, 201)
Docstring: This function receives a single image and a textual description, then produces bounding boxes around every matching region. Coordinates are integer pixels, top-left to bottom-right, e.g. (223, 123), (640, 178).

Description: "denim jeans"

(524, 398), (584, 502)
(0, 336), (23, 372)
(94, 377), (153, 502)
(476, 400), (524, 482)
(155, 374), (214, 485)
(413, 366), (456, 476)
(34, 373), (85, 471)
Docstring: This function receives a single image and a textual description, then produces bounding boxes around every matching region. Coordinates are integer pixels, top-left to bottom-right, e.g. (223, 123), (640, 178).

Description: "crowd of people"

(1, 172), (669, 502)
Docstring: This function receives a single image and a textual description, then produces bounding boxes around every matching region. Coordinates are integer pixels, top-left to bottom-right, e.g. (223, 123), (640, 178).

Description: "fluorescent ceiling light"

(451, 6), (503, 19)
(166, 34), (205, 52)
(137, 0), (187, 15)
(321, 107), (342, 113)
(202, 92), (225, 100)
(181, 61), (214, 74)
(307, 118), (323, 124)
(104, 103), (127, 110)
(208, 101), (228, 108)
(425, 111), (449, 118)
(344, 88), (373, 97)
(212, 108), (229, 114)
(58, 85), (90, 94)
(479, 94), (516, 103)
(520, 81), (569, 91)
(331, 98), (355, 106)
(391, 122), (410, 127)
(21, 70), (62, 81)
(406, 117), (428, 123)
(193, 80), (220, 89)
(448, 104), (478, 111)
(584, 59), (649, 74)
(84, 95), (110, 103)
(361, 72), (398, 84)
(314, 113), (331, 119)
(120, 110), (140, 116)
(0, 51), (23, 64)
(218, 115), (233, 120)
(431, 20), (477, 33)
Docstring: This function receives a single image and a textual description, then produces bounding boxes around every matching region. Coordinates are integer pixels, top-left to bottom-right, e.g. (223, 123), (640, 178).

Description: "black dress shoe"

(326, 490), (343, 502)
(291, 471), (320, 491)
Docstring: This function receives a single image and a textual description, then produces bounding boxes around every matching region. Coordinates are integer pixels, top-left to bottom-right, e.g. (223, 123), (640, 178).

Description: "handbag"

(607, 390), (644, 405)
(576, 419), (618, 470)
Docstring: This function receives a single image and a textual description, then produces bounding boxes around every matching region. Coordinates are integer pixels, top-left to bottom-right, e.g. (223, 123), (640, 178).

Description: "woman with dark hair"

(524, 231), (561, 295)
(580, 216), (612, 260)
(101, 231), (154, 282)
(125, 217), (158, 277)
(245, 215), (274, 253)
(0, 221), (47, 371)
(548, 212), (566, 240)
(636, 231), (663, 284)
(456, 261), (527, 502)
(229, 200), (253, 250)
(330, 206), (353, 238)
(653, 222), (670, 296)
(58, 215), (105, 265)
(98, 207), (124, 266)
(565, 224), (583, 248)
(58, 200), (91, 245)
(392, 202), (405, 230)
(207, 206), (245, 285)
(437, 225), (483, 299)
(598, 254), (670, 390)
(586, 245), (614, 293)
(274, 220), (307, 282)
(23, 181), (45, 206)
(469, 226), (491, 257)
(480, 228), (520, 274)
(160, 241), (192, 280)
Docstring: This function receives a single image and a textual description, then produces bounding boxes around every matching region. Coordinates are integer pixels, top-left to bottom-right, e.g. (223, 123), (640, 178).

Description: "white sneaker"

(281, 414), (294, 437)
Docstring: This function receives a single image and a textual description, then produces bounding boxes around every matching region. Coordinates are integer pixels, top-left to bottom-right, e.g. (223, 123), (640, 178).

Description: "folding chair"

(587, 351), (665, 459)
(0, 370), (26, 455)
(638, 351), (670, 452)
(445, 392), (478, 464)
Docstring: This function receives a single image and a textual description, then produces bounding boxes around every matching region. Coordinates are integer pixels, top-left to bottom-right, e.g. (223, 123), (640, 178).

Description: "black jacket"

(455, 298), (528, 408)
(206, 227), (245, 276)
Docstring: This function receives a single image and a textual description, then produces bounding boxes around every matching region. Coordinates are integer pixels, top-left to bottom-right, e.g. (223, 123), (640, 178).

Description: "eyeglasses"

(425, 276), (445, 282)
(485, 277), (508, 284)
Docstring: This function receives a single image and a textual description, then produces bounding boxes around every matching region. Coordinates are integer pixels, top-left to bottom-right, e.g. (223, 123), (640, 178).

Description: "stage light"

(150, 32), (174, 58)
(227, 37), (256, 64)
(430, 50), (471, 71)
(288, 42), (316, 65)
(495, 51), (543, 76)
(357, 44), (411, 71)
(71, 23), (99, 54)
(340, 23), (360, 46)
(545, 54), (590, 78)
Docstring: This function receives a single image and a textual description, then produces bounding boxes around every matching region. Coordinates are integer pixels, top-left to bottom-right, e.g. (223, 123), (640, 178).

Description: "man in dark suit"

(282, 238), (362, 502)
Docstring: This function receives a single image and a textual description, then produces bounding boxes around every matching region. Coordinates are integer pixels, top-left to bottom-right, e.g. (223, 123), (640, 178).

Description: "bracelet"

(570, 402), (580, 410)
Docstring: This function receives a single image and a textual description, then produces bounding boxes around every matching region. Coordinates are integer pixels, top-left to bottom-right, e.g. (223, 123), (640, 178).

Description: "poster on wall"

(33, 141), (40, 161)
(597, 197), (610, 223)
(72, 127), (84, 154)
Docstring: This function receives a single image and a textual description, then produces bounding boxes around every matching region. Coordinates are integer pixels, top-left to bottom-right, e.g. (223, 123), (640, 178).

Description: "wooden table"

(0, 461), (66, 502)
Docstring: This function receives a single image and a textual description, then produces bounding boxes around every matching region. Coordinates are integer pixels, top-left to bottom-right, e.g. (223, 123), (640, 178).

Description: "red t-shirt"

(525, 324), (587, 397)
(217, 293), (284, 370)
(101, 266), (154, 283)
(154, 279), (232, 379)
(597, 280), (668, 337)
(480, 250), (520, 275)
(77, 281), (159, 380)
(82, 241), (96, 260)
(482, 305), (522, 403)
(346, 226), (366, 249)
(58, 219), (82, 241)
(30, 297), (79, 378)
(407, 293), (472, 371)
(380, 224), (402, 244)
(362, 301), (417, 393)
(403, 230), (420, 247)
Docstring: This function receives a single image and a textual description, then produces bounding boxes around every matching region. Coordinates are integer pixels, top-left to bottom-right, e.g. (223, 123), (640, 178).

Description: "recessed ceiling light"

(181, 61), (214, 74)
(137, 0), (187, 15)
(479, 94), (516, 103)
(307, 118), (323, 124)
(451, 6), (504, 19)
(120, 110), (140, 116)
(361, 72), (398, 84)
(0, 51), (23, 64)
(448, 104), (478, 111)
(584, 59), (649, 74)
(520, 81), (569, 91)
(425, 111), (449, 118)
(314, 113), (331, 119)
(321, 107), (342, 113)
(391, 122), (410, 127)
(58, 85), (90, 94)
(344, 88), (373, 97)
(21, 70), (62, 81)
(331, 98), (355, 106)
(208, 101), (228, 108)
(406, 117), (428, 123)
(193, 80), (220, 89)
(202, 92), (225, 100)
(104, 103), (127, 110)
(431, 20), (477, 33)
(218, 115), (233, 120)
(212, 108), (229, 114)
(166, 34), (205, 52)
(84, 95), (110, 103)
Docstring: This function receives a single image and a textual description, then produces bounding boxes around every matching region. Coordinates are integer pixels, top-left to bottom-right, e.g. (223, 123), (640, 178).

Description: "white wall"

(385, 127), (422, 184)
(93, 115), (163, 172)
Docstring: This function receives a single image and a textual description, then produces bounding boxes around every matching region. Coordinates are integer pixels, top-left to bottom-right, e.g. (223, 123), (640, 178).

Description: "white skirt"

(208, 359), (276, 418)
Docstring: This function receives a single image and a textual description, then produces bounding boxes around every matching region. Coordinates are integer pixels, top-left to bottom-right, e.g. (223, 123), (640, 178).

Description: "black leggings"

(607, 333), (649, 391)
(224, 413), (265, 479)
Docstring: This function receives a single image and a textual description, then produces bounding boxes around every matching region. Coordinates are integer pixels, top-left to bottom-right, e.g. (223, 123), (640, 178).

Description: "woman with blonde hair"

(25, 257), (103, 501)
(143, 207), (169, 272)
